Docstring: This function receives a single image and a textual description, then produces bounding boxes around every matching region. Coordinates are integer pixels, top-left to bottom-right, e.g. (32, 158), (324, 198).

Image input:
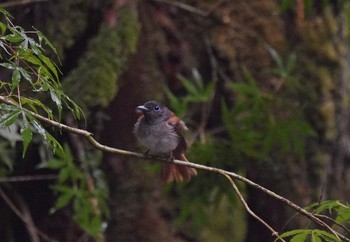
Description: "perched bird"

(134, 100), (197, 183)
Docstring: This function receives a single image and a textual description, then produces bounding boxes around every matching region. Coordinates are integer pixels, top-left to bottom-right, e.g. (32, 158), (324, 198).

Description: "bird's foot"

(167, 152), (175, 163)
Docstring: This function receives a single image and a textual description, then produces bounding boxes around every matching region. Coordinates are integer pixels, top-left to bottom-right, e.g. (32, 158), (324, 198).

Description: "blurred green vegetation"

(164, 45), (317, 240)
(0, 1), (350, 241)
(0, 8), (106, 239)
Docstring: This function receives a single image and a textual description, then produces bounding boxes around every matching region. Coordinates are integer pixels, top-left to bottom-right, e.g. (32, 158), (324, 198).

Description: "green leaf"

(0, 41), (10, 55)
(276, 229), (306, 239)
(21, 126), (32, 157)
(17, 67), (32, 82)
(178, 74), (199, 95)
(204, 81), (215, 98)
(38, 53), (59, 81)
(310, 232), (322, 242)
(58, 167), (71, 183)
(28, 37), (41, 55)
(47, 159), (65, 169)
(34, 28), (59, 57)
(2, 34), (24, 43)
(54, 187), (75, 209)
(50, 89), (62, 116)
(230, 82), (259, 97)
(46, 132), (63, 154)
(0, 62), (16, 70)
(0, 109), (20, 126)
(20, 38), (29, 51)
(21, 52), (43, 66)
(0, 8), (11, 18)
(290, 231), (308, 242)
(192, 68), (204, 89)
(62, 96), (83, 121)
(21, 97), (53, 119)
(314, 229), (341, 242)
(11, 69), (21, 92)
(0, 104), (19, 112)
(264, 43), (284, 70)
(163, 86), (187, 118)
(31, 119), (46, 138)
(0, 22), (7, 35)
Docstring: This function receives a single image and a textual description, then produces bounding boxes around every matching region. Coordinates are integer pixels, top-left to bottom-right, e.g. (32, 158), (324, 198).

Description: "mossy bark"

(3, 1), (350, 242)
(62, 4), (140, 111)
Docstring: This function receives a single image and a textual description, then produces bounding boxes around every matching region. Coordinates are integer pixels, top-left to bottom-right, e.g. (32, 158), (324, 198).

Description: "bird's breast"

(134, 121), (179, 153)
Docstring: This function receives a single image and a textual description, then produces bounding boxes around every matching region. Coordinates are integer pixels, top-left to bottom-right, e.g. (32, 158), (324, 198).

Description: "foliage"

(276, 229), (340, 242)
(306, 200), (350, 224)
(46, 145), (109, 238)
(164, 46), (318, 239)
(0, 8), (105, 238)
(0, 8), (82, 155)
(165, 68), (215, 119)
(222, 52), (315, 164)
(164, 69), (243, 236)
(278, 200), (350, 241)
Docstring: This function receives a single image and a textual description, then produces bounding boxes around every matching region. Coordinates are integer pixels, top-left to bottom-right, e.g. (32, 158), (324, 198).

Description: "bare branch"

(0, 174), (57, 183)
(0, 0), (47, 8)
(0, 187), (53, 241)
(314, 214), (350, 234)
(219, 171), (285, 241)
(0, 95), (348, 241)
(152, 0), (228, 17)
(152, 0), (208, 16)
(16, 193), (40, 242)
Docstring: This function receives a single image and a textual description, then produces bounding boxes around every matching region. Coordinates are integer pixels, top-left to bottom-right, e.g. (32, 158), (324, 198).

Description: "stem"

(0, 95), (348, 241)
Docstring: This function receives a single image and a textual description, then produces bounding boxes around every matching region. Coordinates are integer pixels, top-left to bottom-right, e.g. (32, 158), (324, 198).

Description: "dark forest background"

(0, 0), (350, 241)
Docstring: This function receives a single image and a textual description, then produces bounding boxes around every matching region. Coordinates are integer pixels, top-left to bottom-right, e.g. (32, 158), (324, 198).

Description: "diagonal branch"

(0, 187), (53, 242)
(218, 171), (285, 241)
(0, 0), (47, 8)
(0, 174), (57, 183)
(0, 95), (348, 241)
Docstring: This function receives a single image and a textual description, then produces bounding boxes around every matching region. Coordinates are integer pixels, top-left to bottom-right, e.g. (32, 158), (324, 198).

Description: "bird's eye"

(154, 105), (160, 111)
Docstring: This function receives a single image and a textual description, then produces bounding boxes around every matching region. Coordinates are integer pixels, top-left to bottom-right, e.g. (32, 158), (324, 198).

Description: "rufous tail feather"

(160, 153), (197, 183)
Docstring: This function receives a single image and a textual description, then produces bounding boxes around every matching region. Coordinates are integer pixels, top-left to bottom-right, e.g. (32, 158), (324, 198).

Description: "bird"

(134, 100), (197, 183)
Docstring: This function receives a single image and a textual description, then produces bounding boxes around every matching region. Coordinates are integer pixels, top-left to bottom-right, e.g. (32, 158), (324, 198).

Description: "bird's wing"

(167, 111), (188, 152)
(167, 112), (188, 132)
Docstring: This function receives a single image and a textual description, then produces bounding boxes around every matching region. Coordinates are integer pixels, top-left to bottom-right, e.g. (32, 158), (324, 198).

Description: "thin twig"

(0, 174), (57, 183)
(218, 171), (284, 241)
(0, 187), (53, 241)
(0, 95), (348, 241)
(314, 214), (350, 234)
(152, 0), (208, 16)
(152, 0), (228, 17)
(15, 193), (40, 242)
(0, 0), (47, 8)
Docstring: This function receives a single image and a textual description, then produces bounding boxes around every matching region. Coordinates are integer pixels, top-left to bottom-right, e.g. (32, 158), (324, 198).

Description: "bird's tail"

(160, 153), (197, 183)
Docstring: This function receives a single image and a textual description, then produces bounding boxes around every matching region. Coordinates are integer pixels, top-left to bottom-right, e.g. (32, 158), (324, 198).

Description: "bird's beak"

(136, 105), (149, 113)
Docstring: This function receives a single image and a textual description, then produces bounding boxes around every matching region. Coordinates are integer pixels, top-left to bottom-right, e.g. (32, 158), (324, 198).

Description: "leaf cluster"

(0, 8), (83, 156)
(276, 229), (340, 242)
(165, 68), (215, 118)
(45, 145), (109, 238)
(277, 200), (350, 241)
(306, 200), (350, 225)
(0, 8), (106, 239)
(163, 47), (317, 237)
(222, 53), (315, 164)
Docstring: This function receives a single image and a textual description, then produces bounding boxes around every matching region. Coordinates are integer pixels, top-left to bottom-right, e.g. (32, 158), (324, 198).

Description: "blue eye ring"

(154, 105), (160, 111)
